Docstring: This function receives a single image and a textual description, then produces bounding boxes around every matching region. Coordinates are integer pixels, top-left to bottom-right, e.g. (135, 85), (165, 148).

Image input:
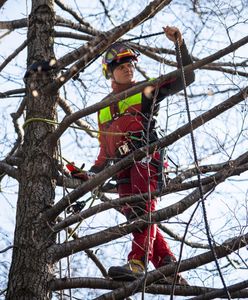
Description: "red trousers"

(117, 153), (175, 268)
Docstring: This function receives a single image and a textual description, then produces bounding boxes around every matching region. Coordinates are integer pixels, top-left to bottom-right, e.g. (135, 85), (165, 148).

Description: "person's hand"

(66, 163), (88, 181)
(163, 26), (183, 46)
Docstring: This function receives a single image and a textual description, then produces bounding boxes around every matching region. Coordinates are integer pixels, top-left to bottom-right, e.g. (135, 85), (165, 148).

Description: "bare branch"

(0, 18), (27, 30)
(0, 245), (13, 253)
(0, 88), (25, 99)
(158, 224), (210, 250)
(58, 97), (97, 138)
(55, 15), (100, 36)
(0, 161), (19, 179)
(188, 280), (248, 300)
(0, 40), (28, 72)
(54, 0), (95, 29)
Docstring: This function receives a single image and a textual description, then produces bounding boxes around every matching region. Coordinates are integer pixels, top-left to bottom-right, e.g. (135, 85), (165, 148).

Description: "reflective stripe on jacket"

(99, 93), (142, 125)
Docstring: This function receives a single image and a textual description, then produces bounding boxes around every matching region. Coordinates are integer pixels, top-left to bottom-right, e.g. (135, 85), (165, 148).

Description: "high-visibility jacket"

(90, 41), (195, 173)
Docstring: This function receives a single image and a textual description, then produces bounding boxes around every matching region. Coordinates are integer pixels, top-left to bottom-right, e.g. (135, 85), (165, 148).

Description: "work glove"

(163, 26), (183, 46)
(66, 163), (88, 181)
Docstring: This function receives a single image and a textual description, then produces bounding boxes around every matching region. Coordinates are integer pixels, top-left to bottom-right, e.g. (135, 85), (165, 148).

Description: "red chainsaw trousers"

(117, 154), (175, 268)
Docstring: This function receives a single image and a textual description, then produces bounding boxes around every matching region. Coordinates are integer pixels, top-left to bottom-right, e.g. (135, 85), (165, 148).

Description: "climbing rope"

(174, 34), (231, 299)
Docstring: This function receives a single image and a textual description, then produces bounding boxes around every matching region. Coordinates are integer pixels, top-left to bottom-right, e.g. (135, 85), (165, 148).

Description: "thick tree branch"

(50, 277), (248, 298)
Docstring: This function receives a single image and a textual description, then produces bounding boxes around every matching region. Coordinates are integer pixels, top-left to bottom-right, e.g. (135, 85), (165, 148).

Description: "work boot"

(157, 255), (189, 286)
(108, 259), (145, 281)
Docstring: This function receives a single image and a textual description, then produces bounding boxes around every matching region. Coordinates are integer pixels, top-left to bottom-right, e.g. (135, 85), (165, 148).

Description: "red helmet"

(102, 42), (139, 79)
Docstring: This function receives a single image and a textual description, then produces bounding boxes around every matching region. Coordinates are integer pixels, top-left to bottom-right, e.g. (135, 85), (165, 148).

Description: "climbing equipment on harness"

(66, 200), (87, 214)
(102, 42), (140, 79)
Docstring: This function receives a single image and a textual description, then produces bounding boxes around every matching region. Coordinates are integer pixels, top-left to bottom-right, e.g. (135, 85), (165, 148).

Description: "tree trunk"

(6, 1), (57, 299)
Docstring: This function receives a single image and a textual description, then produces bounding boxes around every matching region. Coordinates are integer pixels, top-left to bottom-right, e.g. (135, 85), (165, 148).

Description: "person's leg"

(151, 227), (175, 268)
(127, 218), (157, 263)
(149, 212), (189, 285)
(114, 158), (188, 284)
(127, 159), (158, 262)
(108, 167), (146, 280)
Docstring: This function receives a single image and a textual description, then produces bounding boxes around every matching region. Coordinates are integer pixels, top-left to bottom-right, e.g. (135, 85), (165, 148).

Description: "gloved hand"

(66, 163), (88, 181)
(163, 26), (183, 46)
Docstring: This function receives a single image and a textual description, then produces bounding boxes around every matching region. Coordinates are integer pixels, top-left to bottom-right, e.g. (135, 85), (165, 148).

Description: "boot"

(108, 259), (145, 281)
(157, 255), (189, 286)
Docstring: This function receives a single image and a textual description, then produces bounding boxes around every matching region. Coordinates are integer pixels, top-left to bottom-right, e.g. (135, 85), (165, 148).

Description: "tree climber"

(87, 26), (195, 283)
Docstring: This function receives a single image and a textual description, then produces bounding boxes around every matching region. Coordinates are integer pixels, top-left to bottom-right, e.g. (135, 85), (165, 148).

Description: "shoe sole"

(108, 266), (143, 281)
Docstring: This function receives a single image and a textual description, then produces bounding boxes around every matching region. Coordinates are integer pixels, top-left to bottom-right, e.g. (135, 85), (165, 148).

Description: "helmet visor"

(104, 43), (139, 64)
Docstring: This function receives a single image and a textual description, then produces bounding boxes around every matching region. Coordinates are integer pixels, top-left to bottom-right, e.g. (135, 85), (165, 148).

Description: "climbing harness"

(66, 199), (87, 214)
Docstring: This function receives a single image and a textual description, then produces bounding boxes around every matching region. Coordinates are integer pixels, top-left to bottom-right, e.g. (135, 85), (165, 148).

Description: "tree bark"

(6, 1), (57, 299)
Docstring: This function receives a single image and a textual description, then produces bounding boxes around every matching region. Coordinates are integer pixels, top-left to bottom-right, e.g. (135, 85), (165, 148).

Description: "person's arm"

(147, 26), (195, 102)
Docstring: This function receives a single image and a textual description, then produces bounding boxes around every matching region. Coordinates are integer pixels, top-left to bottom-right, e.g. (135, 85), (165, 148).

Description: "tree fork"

(6, 1), (58, 299)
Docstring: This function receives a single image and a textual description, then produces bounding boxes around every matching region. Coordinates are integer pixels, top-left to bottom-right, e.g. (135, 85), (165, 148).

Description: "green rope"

(22, 117), (142, 139)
